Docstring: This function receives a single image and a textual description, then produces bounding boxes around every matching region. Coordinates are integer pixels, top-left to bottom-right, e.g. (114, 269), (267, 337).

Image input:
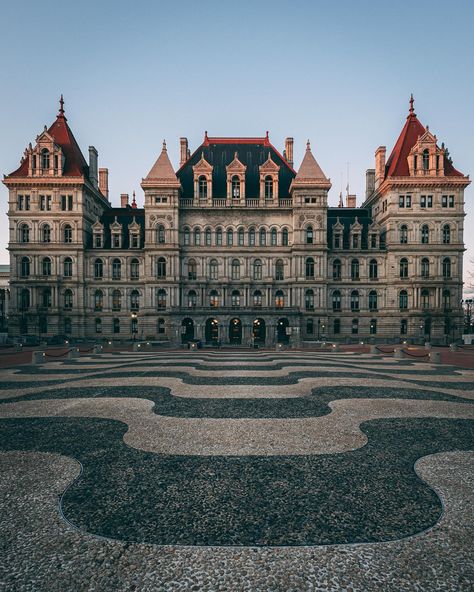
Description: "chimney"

(375, 146), (386, 186)
(365, 169), (375, 200)
(346, 194), (357, 208)
(88, 146), (98, 189)
(99, 168), (109, 199)
(180, 137), (188, 167)
(285, 137), (294, 167)
(120, 193), (129, 208)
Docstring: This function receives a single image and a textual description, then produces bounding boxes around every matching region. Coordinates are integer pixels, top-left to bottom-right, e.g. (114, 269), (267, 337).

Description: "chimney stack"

(346, 194), (357, 208)
(180, 137), (189, 167)
(285, 137), (294, 167)
(88, 146), (98, 189)
(365, 169), (375, 200)
(375, 146), (386, 187)
(120, 193), (129, 208)
(99, 168), (109, 199)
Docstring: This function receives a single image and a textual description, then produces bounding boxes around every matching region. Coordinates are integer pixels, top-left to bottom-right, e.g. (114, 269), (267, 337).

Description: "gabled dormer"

(368, 220), (381, 249)
(408, 127), (446, 176)
(349, 217), (362, 249)
(128, 217), (141, 249)
(193, 152), (213, 201)
(28, 129), (63, 177)
(226, 152), (247, 201)
(259, 152), (280, 200)
(332, 217), (344, 249)
(92, 219), (104, 248)
(110, 217), (123, 248)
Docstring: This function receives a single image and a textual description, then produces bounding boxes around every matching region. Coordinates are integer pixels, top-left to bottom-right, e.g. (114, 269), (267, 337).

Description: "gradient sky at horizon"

(1, 0), (473, 292)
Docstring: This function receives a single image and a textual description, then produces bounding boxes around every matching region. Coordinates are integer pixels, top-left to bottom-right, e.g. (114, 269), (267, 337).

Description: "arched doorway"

(205, 318), (219, 345)
(229, 318), (242, 344)
(253, 318), (266, 345)
(277, 318), (290, 344)
(181, 318), (194, 343)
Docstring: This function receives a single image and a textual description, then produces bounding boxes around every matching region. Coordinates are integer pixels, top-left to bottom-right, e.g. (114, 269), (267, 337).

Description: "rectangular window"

(427, 195), (433, 208)
(113, 235), (121, 248)
(449, 195), (454, 207)
(61, 195), (73, 211)
(334, 234), (340, 249)
(95, 234), (102, 248)
(400, 319), (408, 335)
(131, 234), (139, 248)
(25, 195), (30, 210)
(40, 195), (46, 211)
(399, 195), (405, 208)
(406, 195), (411, 207)
(370, 234), (377, 249)
(61, 195), (66, 210)
(352, 234), (359, 249)
(420, 195), (426, 208)
(442, 195), (448, 208)
(17, 195), (23, 210)
(68, 195), (73, 210)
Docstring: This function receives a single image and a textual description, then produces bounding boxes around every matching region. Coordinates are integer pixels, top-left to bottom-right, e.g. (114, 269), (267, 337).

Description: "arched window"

(259, 228), (266, 246)
(400, 258), (408, 278)
(94, 258), (103, 279)
(231, 290), (240, 308)
(64, 224), (72, 244)
(157, 289), (167, 310)
(94, 289), (103, 311)
(157, 318), (165, 334)
(130, 258), (139, 280)
(20, 288), (30, 311)
(231, 259), (240, 280)
(113, 318), (120, 334)
(188, 258), (197, 280)
(205, 228), (212, 246)
(421, 288), (430, 309)
(198, 175), (208, 199)
(442, 289), (451, 310)
(282, 228), (289, 246)
(275, 259), (284, 281)
(442, 257), (451, 278)
(112, 258), (121, 279)
(216, 227), (223, 246)
(95, 318), (102, 334)
(42, 224), (51, 243)
(332, 290), (341, 311)
(20, 224), (30, 243)
(21, 257), (30, 277)
(42, 288), (51, 308)
(209, 290), (219, 307)
(42, 257), (51, 276)
(399, 290), (408, 310)
(157, 257), (166, 278)
(275, 290), (284, 308)
(333, 259), (341, 279)
(41, 148), (50, 170)
(369, 290), (378, 311)
(305, 289), (314, 310)
(350, 290), (359, 311)
(183, 227), (190, 245)
(194, 227), (201, 246)
(253, 258), (262, 280)
(369, 259), (378, 279)
(442, 224), (451, 244)
(421, 258), (430, 278)
(306, 226), (314, 244)
(351, 318), (359, 335)
(238, 227), (244, 246)
(305, 257), (315, 279)
(131, 315), (138, 335)
(421, 225), (429, 244)
(351, 259), (359, 280)
(400, 224), (408, 244)
(253, 290), (262, 307)
(112, 290), (122, 311)
(63, 257), (72, 277)
(188, 290), (197, 308)
(209, 259), (218, 280)
(422, 149), (429, 170)
(370, 319), (377, 335)
(130, 290), (140, 311)
(227, 228), (233, 245)
(157, 225), (165, 244)
(248, 227), (255, 246)
(264, 175), (273, 199)
(64, 289), (73, 310)
(231, 175), (240, 198)
(270, 228), (277, 246)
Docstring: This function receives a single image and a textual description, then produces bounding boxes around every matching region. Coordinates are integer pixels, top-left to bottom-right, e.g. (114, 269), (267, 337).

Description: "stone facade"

(3, 97), (470, 345)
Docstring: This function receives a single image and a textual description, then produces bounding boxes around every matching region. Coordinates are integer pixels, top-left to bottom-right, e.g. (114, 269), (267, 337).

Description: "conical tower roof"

(291, 141), (331, 189)
(142, 141), (180, 187)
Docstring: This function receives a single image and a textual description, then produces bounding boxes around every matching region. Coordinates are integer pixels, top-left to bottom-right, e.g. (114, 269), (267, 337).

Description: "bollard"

(394, 347), (404, 359)
(190, 342), (198, 351)
(32, 351), (45, 364)
(93, 344), (103, 354)
(370, 345), (377, 354)
(276, 343), (284, 352)
(424, 342), (432, 350)
(331, 343), (340, 352)
(449, 343), (458, 352)
(132, 342), (141, 352)
(429, 351), (441, 364)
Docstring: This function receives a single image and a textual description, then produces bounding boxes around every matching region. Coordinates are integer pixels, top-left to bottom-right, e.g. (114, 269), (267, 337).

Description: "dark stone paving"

(0, 416), (472, 547)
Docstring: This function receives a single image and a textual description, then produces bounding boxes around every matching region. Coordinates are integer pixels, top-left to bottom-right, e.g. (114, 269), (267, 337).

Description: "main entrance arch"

(181, 318), (194, 343)
(229, 318), (242, 344)
(277, 318), (290, 344)
(253, 318), (266, 345)
(205, 318), (219, 345)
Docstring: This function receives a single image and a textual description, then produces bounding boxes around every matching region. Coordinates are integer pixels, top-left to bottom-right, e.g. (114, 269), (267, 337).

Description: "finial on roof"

(409, 93), (415, 115)
(131, 191), (137, 209)
(162, 140), (167, 151)
(234, 151), (238, 159)
(266, 131), (269, 139)
(306, 139), (311, 151)
(204, 130), (208, 140)
(59, 94), (65, 117)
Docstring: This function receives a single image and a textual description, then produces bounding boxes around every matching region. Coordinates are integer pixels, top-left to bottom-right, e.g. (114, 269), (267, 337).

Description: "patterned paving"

(0, 350), (473, 590)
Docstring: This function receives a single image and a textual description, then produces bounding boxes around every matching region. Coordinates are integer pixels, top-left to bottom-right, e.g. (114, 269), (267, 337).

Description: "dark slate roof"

(177, 137), (296, 199)
(327, 207), (382, 250)
(89, 207), (145, 250)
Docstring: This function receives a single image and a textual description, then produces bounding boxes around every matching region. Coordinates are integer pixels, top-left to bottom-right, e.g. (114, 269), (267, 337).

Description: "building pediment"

(226, 152), (247, 173)
(260, 152), (280, 172)
(193, 153), (213, 173)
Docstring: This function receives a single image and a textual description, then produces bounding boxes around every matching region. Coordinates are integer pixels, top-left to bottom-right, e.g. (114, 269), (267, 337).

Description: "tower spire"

(58, 94), (65, 117)
(409, 93), (415, 115)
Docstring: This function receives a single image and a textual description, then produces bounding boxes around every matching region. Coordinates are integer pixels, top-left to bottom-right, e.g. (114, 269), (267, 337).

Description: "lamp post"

(462, 299), (473, 334)
(131, 311), (137, 342)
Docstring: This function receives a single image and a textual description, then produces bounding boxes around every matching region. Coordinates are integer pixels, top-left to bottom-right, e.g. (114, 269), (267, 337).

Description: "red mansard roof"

(385, 100), (463, 178)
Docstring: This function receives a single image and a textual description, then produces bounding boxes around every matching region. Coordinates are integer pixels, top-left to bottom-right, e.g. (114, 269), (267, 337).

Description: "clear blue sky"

(1, 0), (473, 289)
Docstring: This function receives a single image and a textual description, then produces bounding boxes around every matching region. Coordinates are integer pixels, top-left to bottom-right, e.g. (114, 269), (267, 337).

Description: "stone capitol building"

(3, 96), (470, 346)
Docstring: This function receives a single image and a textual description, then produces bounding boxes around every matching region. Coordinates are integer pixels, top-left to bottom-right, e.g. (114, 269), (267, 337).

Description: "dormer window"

(352, 234), (359, 248)
(41, 148), (50, 170)
(264, 176), (273, 199)
(94, 233), (102, 248)
(198, 176), (208, 199)
(422, 149), (429, 170)
(334, 233), (341, 249)
(130, 233), (139, 248)
(232, 176), (240, 198)
(112, 233), (121, 248)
